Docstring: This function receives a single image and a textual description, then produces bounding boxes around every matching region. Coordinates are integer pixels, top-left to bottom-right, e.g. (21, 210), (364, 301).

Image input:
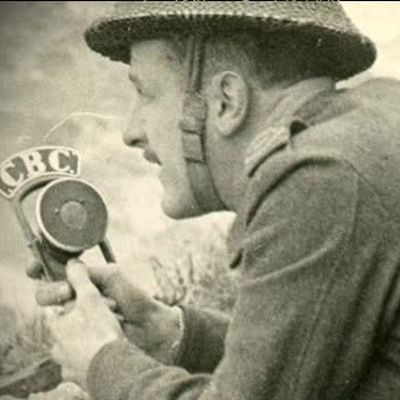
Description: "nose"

(122, 111), (147, 149)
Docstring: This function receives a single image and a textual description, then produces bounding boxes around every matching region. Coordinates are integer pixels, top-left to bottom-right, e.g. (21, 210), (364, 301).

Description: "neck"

(220, 77), (335, 212)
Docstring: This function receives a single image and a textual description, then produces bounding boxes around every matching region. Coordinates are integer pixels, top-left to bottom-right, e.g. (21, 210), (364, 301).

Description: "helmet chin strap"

(178, 34), (227, 213)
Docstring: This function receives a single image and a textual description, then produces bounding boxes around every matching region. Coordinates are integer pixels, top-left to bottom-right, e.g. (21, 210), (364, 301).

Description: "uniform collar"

(244, 77), (335, 178)
(260, 77), (335, 130)
(228, 77), (335, 269)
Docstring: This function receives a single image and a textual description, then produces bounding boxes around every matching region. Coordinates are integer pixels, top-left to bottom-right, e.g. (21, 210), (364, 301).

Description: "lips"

(143, 148), (161, 165)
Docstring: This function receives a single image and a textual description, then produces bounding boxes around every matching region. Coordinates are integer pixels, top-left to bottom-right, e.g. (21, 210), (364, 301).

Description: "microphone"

(0, 146), (115, 281)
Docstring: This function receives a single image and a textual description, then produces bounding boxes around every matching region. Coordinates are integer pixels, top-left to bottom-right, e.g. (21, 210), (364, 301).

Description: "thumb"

(88, 264), (117, 291)
(66, 259), (98, 297)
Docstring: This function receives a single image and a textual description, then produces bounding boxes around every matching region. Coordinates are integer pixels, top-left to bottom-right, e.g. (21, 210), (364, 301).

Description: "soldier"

(30, 1), (400, 399)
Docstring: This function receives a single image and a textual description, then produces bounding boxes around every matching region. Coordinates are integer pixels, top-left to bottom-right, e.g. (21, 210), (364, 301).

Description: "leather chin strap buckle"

(179, 91), (206, 163)
(179, 34), (226, 213)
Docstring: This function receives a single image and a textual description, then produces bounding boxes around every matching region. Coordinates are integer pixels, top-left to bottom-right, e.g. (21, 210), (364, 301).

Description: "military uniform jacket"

(87, 77), (400, 400)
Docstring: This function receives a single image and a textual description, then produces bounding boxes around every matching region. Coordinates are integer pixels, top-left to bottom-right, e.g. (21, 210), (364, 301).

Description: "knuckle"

(80, 286), (100, 303)
(26, 260), (43, 278)
(35, 282), (72, 306)
(35, 288), (51, 306)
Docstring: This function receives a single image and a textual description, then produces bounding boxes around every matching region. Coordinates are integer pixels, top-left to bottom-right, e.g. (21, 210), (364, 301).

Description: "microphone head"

(36, 178), (108, 253)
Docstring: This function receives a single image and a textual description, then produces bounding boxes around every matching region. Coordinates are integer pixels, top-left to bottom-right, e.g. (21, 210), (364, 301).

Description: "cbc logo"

(0, 147), (81, 199)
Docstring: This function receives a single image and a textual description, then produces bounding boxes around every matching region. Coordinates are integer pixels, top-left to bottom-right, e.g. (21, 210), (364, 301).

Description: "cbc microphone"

(0, 146), (115, 281)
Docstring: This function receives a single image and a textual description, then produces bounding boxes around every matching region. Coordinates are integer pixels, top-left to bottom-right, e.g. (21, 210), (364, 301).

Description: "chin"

(161, 191), (204, 220)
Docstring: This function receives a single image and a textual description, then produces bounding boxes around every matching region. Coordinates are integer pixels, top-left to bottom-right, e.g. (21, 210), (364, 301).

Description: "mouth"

(143, 148), (161, 165)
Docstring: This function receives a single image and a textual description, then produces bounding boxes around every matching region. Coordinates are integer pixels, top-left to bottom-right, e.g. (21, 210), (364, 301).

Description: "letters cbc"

(0, 147), (80, 198)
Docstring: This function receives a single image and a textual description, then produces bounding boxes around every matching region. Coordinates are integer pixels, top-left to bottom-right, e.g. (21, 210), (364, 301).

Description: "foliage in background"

(151, 240), (237, 314)
(0, 311), (52, 377)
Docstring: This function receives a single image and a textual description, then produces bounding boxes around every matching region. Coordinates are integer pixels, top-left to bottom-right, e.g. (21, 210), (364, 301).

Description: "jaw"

(159, 174), (203, 219)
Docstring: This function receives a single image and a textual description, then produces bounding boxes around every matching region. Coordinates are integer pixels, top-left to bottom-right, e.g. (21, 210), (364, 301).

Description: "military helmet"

(85, 1), (376, 80)
(84, 1), (377, 214)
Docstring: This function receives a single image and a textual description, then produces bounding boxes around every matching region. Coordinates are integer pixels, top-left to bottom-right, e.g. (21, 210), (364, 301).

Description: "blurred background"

(0, 1), (236, 323)
(0, 0), (399, 358)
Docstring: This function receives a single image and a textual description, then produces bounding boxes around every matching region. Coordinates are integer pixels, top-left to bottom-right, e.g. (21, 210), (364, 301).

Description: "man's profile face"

(123, 40), (200, 219)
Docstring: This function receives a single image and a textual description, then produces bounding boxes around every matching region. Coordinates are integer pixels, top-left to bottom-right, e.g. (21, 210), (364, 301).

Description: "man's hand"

(28, 258), (183, 365)
(47, 260), (123, 389)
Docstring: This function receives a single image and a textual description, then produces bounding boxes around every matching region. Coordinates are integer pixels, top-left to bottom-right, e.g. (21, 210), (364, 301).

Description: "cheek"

(147, 112), (178, 150)
(148, 98), (184, 156)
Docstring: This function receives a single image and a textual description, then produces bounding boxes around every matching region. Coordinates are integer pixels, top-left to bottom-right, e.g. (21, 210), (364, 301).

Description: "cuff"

(174, 306), (229, 373)
(87, 339), (160, 400)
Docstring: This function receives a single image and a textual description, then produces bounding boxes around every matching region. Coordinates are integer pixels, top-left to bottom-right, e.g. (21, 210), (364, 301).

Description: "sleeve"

(87, 154), (371, 400)
(175, 306), (231, 373)
(352, 300), (400, 399)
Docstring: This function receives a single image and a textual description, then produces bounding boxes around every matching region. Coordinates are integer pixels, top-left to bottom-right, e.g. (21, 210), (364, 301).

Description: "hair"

(164, 30), (329, 90)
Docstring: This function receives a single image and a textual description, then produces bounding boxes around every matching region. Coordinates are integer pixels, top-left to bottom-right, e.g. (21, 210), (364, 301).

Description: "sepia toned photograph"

(0, 1), (400, 399)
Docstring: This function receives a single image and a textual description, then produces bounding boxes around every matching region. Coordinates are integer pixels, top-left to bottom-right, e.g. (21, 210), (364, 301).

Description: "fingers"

(26, 259), (43, 279)
(35, 281), (74, 306)
(31, 258), (120, 313)
(51, 305), (67, 317)
(27, 256), (117, 288)
(66, 259), (108, 310)
(66, 259), (99, 297)
(87, 264), (117, 291)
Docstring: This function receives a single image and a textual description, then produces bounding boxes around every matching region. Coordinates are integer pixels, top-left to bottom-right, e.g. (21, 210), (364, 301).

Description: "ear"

(208, 71), (249, 138)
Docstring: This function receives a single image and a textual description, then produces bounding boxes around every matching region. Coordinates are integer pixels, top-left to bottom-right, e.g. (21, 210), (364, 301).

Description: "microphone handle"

(38, 234), (82, 281)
